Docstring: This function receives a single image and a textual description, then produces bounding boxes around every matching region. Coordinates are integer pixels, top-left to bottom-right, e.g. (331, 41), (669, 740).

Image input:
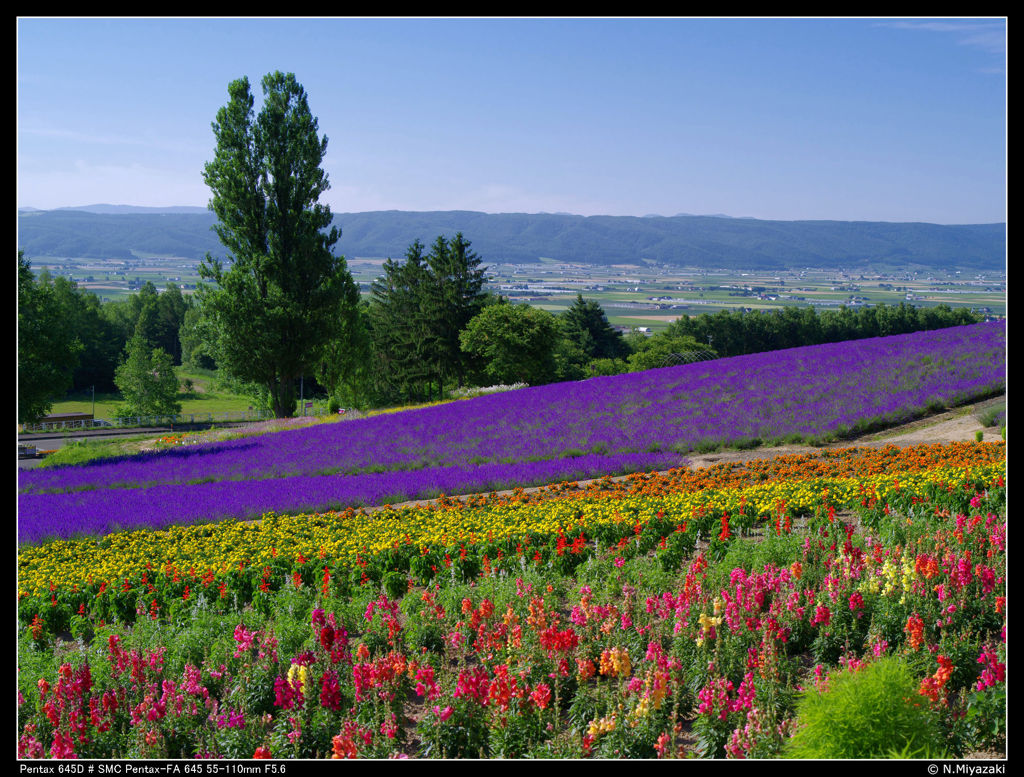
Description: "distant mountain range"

(16, 205), (1006, 272)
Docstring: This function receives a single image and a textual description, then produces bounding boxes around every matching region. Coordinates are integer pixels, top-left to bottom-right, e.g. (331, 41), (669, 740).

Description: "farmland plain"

(26, 252), (1005, 326)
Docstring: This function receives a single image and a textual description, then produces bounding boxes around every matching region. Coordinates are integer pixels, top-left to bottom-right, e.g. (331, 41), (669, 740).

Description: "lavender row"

(19, 322), (1005, 499)
(17, 451), (681, 545)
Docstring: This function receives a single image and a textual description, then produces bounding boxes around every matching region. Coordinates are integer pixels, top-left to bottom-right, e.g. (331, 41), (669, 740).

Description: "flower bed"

(17, 323), (1006, 543)
(18, 443), (1006, 759)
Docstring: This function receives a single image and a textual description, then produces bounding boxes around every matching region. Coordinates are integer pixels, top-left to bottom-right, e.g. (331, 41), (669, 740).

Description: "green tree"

(178, 303), (218, 371)
(100, 297), (137, 351)
(368, 235), (488, 403)
(106, 281), (190, 367)
(420, 233), (488, 392)
(317, 293), (368, 409)
(368, 240), (434, 403)
(626, 331), (715, 372)
(128, 281), (161, 344)
(18, 252), (83, 424)
(551, 326), (590, 382)
(43, 273), (122, 393)
(586, 357), (631, 377)
(113, 329), (182, 418)
(197, 71), (359, 417)
(459, 301), (559, 386)
(153, 283), (189, 364)
(561, 294), (629, 360)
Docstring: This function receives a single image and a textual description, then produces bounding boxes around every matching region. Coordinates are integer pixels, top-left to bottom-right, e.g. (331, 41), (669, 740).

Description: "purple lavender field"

(18, 322), (1005, 544)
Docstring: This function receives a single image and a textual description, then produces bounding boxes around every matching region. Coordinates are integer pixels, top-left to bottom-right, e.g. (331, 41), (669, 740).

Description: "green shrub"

(961, 685), (1006, 752)
(382, 571), (407, 600)
(694, 439), (721, 454)
(785, 657), (947, 758)
(975, 404), (1005, 428)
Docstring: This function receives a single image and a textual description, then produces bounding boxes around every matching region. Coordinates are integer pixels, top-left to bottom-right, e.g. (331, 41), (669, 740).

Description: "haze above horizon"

(17, 17), (1006, 225)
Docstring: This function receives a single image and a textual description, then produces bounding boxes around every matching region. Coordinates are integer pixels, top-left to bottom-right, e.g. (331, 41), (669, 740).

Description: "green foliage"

(382, 571), (407, 601)
(550, 333), (589, 382)
(123, 281), (190, 366)
(368, 236), (487, 405)
(418, 700), (491, 758)
(369, 241), (436, 404)
(421, 233), (489, 390)
(785, 657), (947, 759)
(626, 332), (714, 372)
(197, 71), (359, 418)
(975, 403), (1005, 428)
(883, 741), (950, 758)
(114, 330), (182, 418)
(18, 252), (83, 423)
(961, 685), (1006, 752)
(586, 357), (630, 377)
(460, 301), (560, 386)
(318, 299), (371, 411)
(179, 304), (218, 372)
(561, 294), (629, 362)
(668, 302), (981, 360)
(104, 281), (188, 371)
(44, 273), (124, 392)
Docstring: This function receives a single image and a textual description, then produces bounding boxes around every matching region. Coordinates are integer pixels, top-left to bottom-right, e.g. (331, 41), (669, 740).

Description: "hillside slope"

(16, 208), (1006, 271)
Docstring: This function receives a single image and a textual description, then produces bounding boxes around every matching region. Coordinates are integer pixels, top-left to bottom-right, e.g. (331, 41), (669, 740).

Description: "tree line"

(662, 302), (981, 359)
(18, 250), (194, 423)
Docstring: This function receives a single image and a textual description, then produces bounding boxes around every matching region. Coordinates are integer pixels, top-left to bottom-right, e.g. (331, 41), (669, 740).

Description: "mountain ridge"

(16, 207), (1006, 271)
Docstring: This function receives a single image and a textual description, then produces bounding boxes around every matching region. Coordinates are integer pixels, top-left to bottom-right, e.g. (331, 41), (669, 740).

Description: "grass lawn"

(45, 368), (268, 421)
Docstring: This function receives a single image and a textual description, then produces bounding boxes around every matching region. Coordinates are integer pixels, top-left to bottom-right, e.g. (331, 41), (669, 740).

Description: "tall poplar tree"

(197, 71), (359, 417)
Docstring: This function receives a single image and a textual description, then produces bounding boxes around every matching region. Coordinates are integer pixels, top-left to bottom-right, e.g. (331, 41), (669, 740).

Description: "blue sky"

(17, 17), (1006, 223)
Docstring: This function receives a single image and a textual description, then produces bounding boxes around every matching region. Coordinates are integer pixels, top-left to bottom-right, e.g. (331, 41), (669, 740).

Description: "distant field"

(28, 252), (1005, 317)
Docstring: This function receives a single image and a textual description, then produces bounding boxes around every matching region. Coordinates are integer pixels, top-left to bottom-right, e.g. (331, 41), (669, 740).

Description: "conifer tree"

(561, 294), (629, 361)
(421, 233), (487, 392)
(369, 233), (487, 402)
(369, 240), (433, 402)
